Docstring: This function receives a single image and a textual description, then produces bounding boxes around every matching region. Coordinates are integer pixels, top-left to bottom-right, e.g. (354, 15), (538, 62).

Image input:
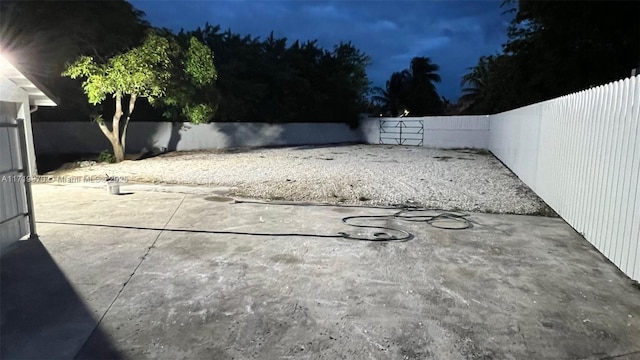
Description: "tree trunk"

(112, 140), (125, 163)
(121, 94), (137, 154)
(94, 93), (138, 163)
(95, 93), (125, 162)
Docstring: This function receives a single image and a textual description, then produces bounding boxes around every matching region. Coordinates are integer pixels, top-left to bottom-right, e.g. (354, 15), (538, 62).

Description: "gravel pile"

(52, 144), (553, 215)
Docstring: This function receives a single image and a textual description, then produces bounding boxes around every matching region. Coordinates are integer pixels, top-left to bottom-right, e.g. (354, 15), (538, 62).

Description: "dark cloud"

(131, 0), (513, 100)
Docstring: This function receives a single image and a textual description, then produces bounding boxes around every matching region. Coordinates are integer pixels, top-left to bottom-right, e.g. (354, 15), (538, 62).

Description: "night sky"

(131, 0), (514, 101)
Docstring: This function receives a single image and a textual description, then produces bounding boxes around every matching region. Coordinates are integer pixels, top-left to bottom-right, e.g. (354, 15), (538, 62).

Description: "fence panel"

(490, 76), (640, 280)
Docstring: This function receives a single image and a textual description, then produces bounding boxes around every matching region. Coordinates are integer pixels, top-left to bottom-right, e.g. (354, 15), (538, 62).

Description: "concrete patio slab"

(31, 183), (187, 228)
(2, 184), (639, 359)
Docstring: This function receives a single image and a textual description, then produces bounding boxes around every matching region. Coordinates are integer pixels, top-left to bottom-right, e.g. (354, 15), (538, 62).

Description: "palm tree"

(372, 56), (443, 116)
(459, 56), (492, 109)
(409, 57), (441, 89)
(371, 70), (412, 116)
(406, 57), (443, 115)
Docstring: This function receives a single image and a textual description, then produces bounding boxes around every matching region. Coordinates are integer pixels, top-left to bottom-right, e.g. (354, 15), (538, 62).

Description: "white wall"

(34, 115), (490, 155)
(358, 117), (380, 144)
(33, 116), (489, 154)
(0, 76), (28, 104)
(33, 121), (365, 154)
(171, 122), (363, 150)
(360, 116), (489, 148)
(421, 115), (489, 148)
(490, 76), (640, 281)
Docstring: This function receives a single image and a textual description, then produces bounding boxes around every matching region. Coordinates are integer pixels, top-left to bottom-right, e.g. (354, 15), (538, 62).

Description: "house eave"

(0, 53), (58, 107)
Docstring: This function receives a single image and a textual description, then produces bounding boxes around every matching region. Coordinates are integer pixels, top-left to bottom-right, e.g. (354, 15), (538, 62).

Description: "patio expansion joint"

(72, 194), (188, 359)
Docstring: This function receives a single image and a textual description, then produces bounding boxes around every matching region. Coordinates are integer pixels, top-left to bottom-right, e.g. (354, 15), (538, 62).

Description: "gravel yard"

(50, 144), (552, 215)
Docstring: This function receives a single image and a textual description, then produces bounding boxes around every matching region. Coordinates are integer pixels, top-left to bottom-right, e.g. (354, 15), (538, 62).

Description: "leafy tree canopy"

(63, 32), (217, 162)
(63, 34), (174, 105)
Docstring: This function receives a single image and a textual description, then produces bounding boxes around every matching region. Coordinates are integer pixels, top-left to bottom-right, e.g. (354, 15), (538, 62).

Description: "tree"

(459, 55), (493, 112)
(372, 56), (443, 116)
(157, 36), (219, 124)
(182, 24), (370, 126)
(314, 42), (372, 127)
(409, 57), (441, 85)
(63, 33), (217, 162)
(405, 57), (443, 115)
(372, 71), (412, 116)
(462, 0), (640, 113)
(508, 0), (639, 93)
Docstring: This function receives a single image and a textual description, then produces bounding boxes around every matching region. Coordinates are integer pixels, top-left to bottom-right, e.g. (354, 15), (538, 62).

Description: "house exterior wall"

(0, 100), (29, 253)
(0, 76), (37, 175)
(0, 73), (41, 253)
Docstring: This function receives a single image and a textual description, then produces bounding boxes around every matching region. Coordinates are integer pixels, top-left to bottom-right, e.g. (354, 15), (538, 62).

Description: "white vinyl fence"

(490, 76), (640, 281)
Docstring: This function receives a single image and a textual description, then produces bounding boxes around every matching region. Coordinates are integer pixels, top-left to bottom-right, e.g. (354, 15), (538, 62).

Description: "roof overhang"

(0, 53), (58, 107)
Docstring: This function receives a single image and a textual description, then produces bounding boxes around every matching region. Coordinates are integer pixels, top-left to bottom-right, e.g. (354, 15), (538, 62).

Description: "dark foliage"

(372, 57), (443, 117)
(2, 2), (374, 127)
(183, 24), (371, 127)
(461, 0), (640, 114)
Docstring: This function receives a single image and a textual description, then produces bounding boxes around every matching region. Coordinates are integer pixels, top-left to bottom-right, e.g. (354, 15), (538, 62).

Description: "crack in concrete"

(72, 194), (187, 359)
(600, 350), (640, 359)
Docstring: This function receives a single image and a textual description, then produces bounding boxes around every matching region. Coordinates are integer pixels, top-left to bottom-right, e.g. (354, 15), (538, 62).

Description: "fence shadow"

(0, 239), (123, 359)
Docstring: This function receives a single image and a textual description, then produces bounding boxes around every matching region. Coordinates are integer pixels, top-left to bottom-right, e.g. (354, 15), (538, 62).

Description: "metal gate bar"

(379, 119), (424, 146)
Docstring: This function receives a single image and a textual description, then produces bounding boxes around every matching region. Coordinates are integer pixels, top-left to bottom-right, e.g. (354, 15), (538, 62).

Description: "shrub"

(98, 150), (116, 163)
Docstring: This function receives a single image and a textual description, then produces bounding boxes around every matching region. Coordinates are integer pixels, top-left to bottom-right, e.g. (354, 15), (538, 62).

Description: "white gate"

(1, 101), (37, 253)
(379, 119), (424, 146)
